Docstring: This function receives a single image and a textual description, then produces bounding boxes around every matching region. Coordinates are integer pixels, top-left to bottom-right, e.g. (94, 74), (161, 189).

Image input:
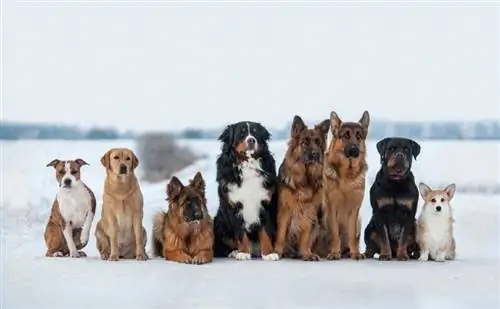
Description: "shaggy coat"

(152, 172), (213, 264)
(320, 111), (370, 260)
(274, 115), (330, 261)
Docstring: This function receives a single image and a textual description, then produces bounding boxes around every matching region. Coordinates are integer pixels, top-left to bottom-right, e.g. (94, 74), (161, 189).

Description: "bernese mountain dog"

(212, 121), (279, 261)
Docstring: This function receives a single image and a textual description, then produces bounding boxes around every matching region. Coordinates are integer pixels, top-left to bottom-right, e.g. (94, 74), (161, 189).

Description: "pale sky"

(2, 1), (499, 132)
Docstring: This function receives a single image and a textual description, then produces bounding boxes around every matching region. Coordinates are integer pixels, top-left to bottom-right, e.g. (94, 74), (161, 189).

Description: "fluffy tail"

(152, 211), (166, 257)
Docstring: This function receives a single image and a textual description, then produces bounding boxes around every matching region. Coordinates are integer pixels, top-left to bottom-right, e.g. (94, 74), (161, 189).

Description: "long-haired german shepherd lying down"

(152, 172), (214, 264)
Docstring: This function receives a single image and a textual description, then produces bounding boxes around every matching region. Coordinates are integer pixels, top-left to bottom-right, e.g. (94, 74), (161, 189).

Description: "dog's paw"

(302, 253), (320, 261)
(77, 251), (87, 258)
(234, 252), (252, 261)
(51, 251), (64, 257)
(326, 251), (342, 260)
(262, 253), (280, 261)
(68, 250), (80, 258)
(396, 250), (410, 261)
(228, 250), (238, 258)
(418, 255), (429, 262)
(108, 254), (120, 261)
(363, 250), (375, 259)
(379, 252), (392, 261)
(350, 252), (365, 261)
(192, 255), (211, 265)
(135, 252), (148, 261)
(435, 254), (446, 262)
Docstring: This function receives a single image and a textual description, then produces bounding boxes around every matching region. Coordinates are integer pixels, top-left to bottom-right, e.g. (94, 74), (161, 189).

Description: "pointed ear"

(418, 182), (432, 200)
(218, 124), (235, 146)
(131, 152), (139, 169)
(46, 159), (61, 168)
(75, 158), (89, 167)
(167, 177), (184, 200)
(330, 111), (342, 137)
(443, 183), (456, 201)
(358, 110), (370, 137)
(376, 138), (390, 157)
(191, 171), (206, 194)
(315, 119), (330, 141)
(291, 115), (306, 138)
(100, 150), (113, 169)
(410, 139), (421, 160)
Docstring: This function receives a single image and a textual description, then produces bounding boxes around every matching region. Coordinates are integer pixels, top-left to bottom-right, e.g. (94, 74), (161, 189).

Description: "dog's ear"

(443, 183), (456, 201)
(167, 176), (184, 200)
(376, 138), (390, 157)
(75, 158), (89, 167)
(291, 115), (306, 138)
(218, 124), (235, 146)
(315, 119), (330, 141)
(418, 182), (432, 200)
(257, 123), (271, 142)
(46, 159), (61, 168)
(410, 140), (421, 160)
(100, 150), (112, 169)
(131, 152), (139, 170)
(191, 171), (206, 194)
(330, 111), (342, 137)
(358, 110), (370, 137)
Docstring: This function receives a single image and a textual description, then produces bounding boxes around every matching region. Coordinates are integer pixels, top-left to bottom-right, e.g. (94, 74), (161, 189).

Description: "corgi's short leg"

(418, 248), (430, 262)
(445, 238), (456, 260)
(435, 251), (446, 262)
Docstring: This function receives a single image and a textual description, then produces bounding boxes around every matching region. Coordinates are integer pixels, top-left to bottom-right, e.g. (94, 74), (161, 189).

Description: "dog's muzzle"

(304, 150), (321, 164)
(119, 164), (128, 175)
(435, 205), (442, 212)
(62, 178), (72, 188)
(246, 136), (257, 151)
(345, 145), (360, 158)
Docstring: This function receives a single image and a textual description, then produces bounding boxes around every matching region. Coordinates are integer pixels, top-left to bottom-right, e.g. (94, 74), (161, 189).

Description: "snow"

(2, 139), (499, 309)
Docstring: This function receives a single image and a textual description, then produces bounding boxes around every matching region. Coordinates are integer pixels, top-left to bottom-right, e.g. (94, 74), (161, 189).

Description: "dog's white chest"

(57, 183), (91, 228)
(420, 214), (452, 254)
(228, 158), (268, 229)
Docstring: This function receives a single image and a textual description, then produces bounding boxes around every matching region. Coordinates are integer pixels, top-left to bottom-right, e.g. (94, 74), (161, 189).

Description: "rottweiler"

(363, 137), (421, 261)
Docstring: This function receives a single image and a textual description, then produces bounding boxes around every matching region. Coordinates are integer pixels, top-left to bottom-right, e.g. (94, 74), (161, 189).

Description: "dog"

(95, 148), (148, 261)
(363, 137), (421, 261)
(152, 172), (214, 264)
(44, 158), (96, 258)
(212, 121), (279, 261)
(274, 115), (330, 261)
(416, 182), (457, 262)
(320, 111), (370, 260)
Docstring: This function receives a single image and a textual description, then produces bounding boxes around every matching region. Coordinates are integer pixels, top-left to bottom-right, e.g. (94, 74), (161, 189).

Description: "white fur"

(227, 157), (268, 230)
(262, 253), (280, 261)
(56, 162), (94, 257)
(417, 188), (456, 262)
(234, 252), (252, 260)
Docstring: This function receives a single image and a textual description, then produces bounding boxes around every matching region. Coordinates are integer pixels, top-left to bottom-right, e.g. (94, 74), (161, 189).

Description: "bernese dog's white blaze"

(228, 158), (268, 230)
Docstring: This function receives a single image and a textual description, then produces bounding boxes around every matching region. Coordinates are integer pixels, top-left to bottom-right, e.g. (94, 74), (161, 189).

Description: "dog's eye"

(58, 170), (65, 175)
(356, 132), (362, 140)
(403, 147), (409, 153)
(113, 156), (119, 160)
(125, 156), (131, 161)
(431, 198), (436, 203)
(302, 137), (310, 145)
(342, 132), (350, 140)
(389, 147), (395, 152)
(440, 198), (445, 202)
(70, 170), (77, 175)
(314, 138), (321, 145)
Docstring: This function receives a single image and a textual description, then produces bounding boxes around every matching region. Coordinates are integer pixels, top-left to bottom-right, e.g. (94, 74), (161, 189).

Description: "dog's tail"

(152, 210), (166, 257)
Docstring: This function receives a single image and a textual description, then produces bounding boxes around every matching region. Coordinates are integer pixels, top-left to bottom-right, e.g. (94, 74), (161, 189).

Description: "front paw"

(302, 253), (320, 261)
(135, 252), (149, 261)
(397, 250), (409, 261)
(234, 252), (252, 261)
(192, 255), (211, 264)
(350, 251), (365, 261)
(418, 254), (429, 262)
(108, 254), (120, 261)
(262, 253), (280, 261)
(379, 252), (392, 261)
(68, 250), (80, 258)
(326, 251), (342, 260)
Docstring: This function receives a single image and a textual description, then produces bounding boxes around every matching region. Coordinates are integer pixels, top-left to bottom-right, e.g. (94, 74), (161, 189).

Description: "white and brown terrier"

(416, 182), (457, 262)
(45, 159), (96, 258)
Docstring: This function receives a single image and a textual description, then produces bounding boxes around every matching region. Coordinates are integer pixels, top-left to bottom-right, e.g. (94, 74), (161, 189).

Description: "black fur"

(364, 137), (421, 261)
(213, 121), (278, 258)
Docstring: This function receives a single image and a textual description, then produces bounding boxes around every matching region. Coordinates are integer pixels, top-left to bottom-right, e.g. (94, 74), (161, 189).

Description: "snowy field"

(2, 139), (499, 309)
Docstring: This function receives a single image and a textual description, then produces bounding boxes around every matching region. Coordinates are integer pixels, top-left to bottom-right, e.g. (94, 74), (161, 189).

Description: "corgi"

(416, 182), (457, 262)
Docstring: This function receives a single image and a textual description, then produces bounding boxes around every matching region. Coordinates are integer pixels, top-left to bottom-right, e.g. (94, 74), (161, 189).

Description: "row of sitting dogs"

(44, 110), (457, 264)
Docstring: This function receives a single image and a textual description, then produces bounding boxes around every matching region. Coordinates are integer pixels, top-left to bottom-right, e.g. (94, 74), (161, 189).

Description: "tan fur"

(320, 111), (370, 260)
(94, 148), (148, 261)
(44, 159), (96, 257)
(151, 172), (213, 264)
(274, 116), (330, 261)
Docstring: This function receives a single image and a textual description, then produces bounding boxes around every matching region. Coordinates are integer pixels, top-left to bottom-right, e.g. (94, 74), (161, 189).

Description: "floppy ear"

(218, 124), (235, 146)
(291, 115), (306, 138)
(257, 123), (271, 142)
(75, 158), (89, 167)
(410, 140), (421, 160)
(376, 138), (390, 157)
(131, 152), (139, 170)
(418, 182), (432, 200)
(330, 111), (342, 137)
(191, 171), (206, 194)
(100, 150), (112, 169)
(46, 159), (61, 168)
(358, 110), (370, 137)
(315, 119), (330, 141)
(443, 183), (456, 201)
(167, 176), (184, 201)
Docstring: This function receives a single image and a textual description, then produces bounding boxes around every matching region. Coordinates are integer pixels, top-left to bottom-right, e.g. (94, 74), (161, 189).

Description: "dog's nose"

(311, 151), (320, 160)
(435, 206), (442, 212)
(193, 211), (203, 220)
(247, 137), (255, 145)
(348, 147), (360, 158)
(119, 164), (127, 174)
(63, 178), (72, 187)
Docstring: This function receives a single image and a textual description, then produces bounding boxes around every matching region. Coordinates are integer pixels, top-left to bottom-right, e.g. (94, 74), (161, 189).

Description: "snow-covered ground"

(2, 139), (499, 309)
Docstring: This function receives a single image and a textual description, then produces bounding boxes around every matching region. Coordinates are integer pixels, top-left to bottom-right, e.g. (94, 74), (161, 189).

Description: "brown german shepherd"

(152, 172), (214, 264)
(320, 111), (370, 260)
(274, 115), (330, 261)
